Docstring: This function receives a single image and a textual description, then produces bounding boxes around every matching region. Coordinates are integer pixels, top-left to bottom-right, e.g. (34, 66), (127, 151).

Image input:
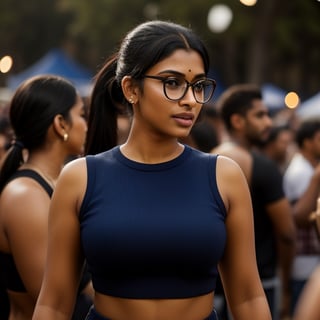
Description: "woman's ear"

(53, 114), (69, 140)
(121, 76), (139, 105)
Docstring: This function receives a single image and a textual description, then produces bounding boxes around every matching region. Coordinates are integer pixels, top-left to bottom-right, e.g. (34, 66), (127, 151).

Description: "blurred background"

(0, 0), (320, 115)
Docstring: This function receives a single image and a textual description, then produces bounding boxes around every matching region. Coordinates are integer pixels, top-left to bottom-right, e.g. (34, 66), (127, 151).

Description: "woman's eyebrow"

(157, 70), (184, 76)
(157, 70), (207, 79)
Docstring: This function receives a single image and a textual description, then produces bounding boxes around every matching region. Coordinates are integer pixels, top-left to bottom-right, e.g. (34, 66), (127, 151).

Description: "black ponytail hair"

(0, 74), (77, 193)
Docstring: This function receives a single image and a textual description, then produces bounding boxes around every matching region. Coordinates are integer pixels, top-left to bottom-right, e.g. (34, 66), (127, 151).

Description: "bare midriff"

(94, 291), (214, 320)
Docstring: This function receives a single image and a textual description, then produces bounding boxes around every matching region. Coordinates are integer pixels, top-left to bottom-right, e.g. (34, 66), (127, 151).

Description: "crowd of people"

(0, 19), (319, 320)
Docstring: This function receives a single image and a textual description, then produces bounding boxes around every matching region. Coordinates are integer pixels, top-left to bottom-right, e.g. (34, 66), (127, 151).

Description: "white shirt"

(283, 152), (320, 280)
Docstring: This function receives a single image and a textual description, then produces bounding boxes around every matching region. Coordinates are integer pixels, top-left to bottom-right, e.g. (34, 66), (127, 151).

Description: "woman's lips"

(172, 113), (194, 127)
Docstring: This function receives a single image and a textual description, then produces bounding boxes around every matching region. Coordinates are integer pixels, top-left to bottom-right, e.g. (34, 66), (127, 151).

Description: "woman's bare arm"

(216, 156), (271, 319)
(33, 158), (87, 320)
(293, 265), (320, 320)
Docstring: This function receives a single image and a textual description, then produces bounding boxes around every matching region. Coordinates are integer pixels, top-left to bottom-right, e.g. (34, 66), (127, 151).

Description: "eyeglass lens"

(163, 78), (215, 103)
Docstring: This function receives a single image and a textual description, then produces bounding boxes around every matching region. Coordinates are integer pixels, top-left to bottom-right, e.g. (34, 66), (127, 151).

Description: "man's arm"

(291, 165), (320, 227)
(266, 198), (296, 319)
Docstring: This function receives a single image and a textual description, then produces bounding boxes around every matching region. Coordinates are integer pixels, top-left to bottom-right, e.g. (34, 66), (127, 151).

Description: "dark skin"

(0, 97), (87, 320)
(33, 50), (271, 320)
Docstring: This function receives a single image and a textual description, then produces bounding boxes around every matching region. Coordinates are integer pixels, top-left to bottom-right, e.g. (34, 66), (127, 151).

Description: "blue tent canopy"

(7, 49), (93, 96)
(296, 92), (320, 119)
(261, 83), (287, 110)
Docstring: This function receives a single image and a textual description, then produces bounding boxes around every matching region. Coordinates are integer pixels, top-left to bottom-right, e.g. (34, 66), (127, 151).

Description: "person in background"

(292, 264), (320, 320)
(0, 115), (13, 162)
(188, 119), (219, 152)
(293, 198), (320, 320)
(260, 124), (295, 174)
(180, 114), (219, 153)
(32, 20), (271, 320)
(180, 103), (220, 153)
(0, 107), (13, 320)
(0, 75), (90, 320)
(283, 118), (320, 315)
(116, 113), (131, 145)
(203, 103), (228, 145)
(212, 84), (296, 320)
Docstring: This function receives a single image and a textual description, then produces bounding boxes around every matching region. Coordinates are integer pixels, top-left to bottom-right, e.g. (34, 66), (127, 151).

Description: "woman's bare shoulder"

(60, 157), (87, 178)
(212, 143), (252, 181)
(55, 157), (87, 194)
(215, 155), (247, 184)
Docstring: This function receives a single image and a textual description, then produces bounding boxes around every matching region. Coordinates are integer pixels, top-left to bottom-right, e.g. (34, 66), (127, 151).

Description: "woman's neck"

(21, 151), (65, 189)
(120, 138), (184, 164)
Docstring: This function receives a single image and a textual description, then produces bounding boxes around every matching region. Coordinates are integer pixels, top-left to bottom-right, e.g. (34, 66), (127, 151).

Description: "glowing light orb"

(285, 92), (300, 109)
(239, 0), (257, 6)
(207, 4), (233, 33)
(0, 55), (13, 73)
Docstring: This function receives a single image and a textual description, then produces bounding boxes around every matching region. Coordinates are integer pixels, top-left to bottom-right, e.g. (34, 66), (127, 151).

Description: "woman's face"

(66, 95), (88, 156)
(134, 49), (206, 139)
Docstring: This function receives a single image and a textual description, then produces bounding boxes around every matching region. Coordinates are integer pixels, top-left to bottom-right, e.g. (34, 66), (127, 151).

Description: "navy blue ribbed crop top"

(79, 145), (227, 299)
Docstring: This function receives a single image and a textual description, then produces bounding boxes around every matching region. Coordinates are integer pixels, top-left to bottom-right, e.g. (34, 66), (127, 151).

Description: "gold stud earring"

(63, 133), (68, 141)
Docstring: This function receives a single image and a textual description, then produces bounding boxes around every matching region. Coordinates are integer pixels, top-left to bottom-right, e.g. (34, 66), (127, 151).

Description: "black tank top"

(0, 169), (52, 292)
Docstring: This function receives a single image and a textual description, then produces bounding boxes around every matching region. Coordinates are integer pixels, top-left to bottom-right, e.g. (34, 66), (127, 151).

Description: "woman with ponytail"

(0, 75), (89, 320)
(33, 21), (271, 320)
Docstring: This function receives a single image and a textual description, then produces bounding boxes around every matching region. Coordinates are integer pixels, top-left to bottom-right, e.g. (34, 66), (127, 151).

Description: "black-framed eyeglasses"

(143, 75), (216, 104)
